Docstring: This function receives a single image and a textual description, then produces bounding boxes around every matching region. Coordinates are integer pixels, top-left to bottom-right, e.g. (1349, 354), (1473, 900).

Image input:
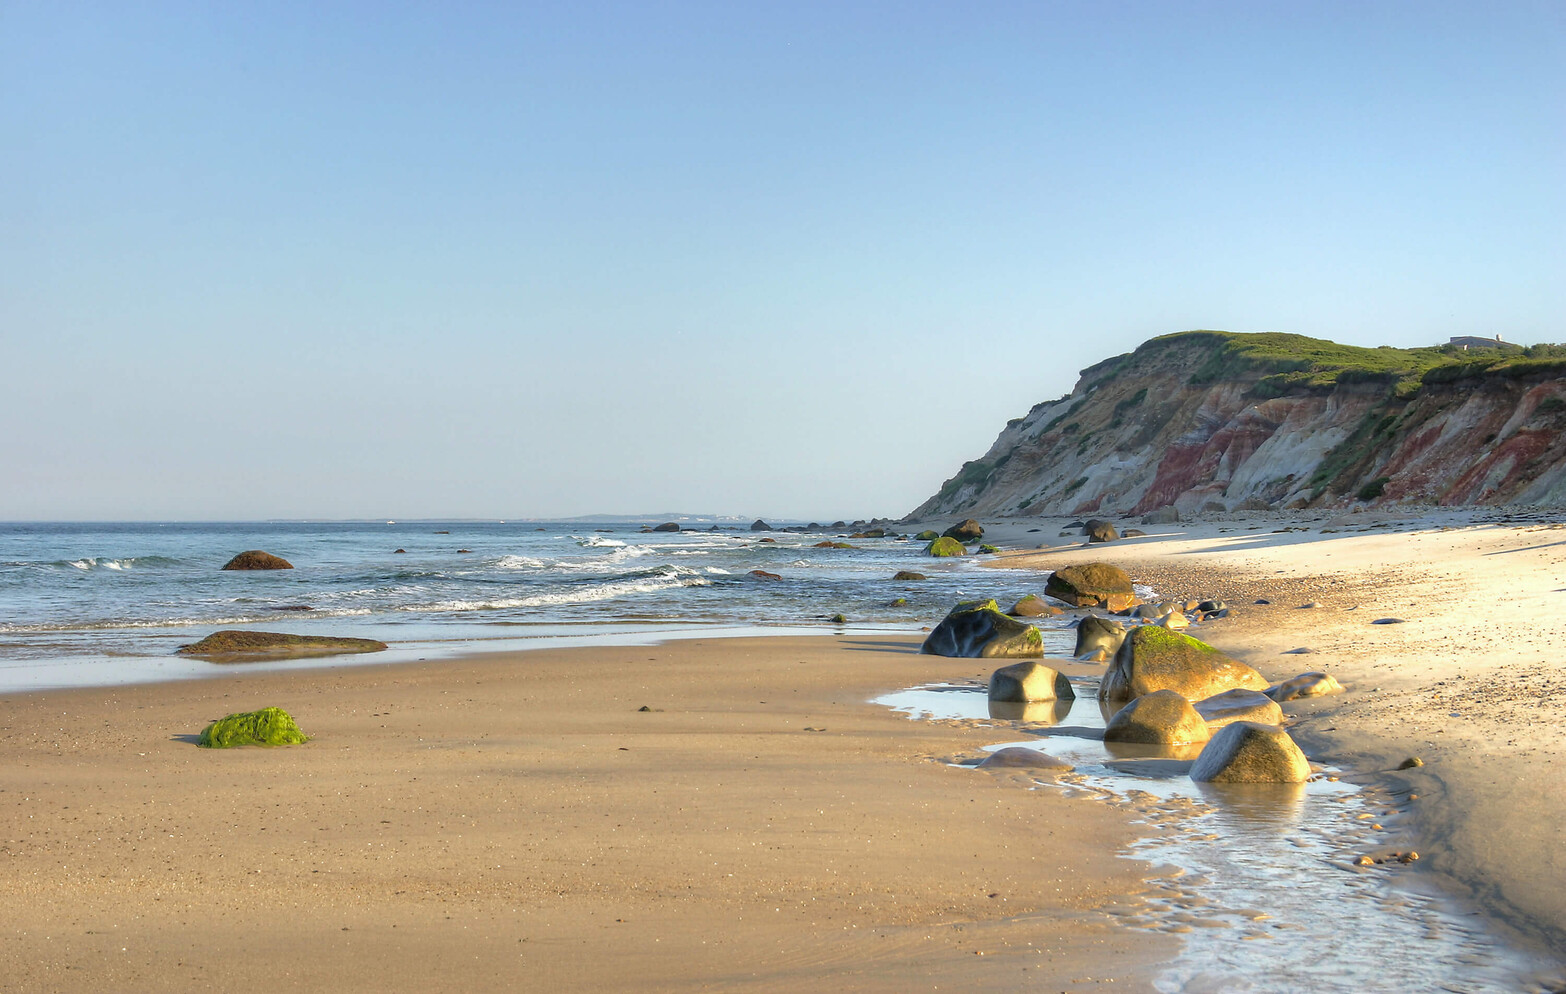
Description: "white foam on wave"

(63, 558), (141, 572)
(575, 535), (627, 548)
(496, 555), (548, 569)
(401, 568), (711, 613)
(705, 567), (732, 575)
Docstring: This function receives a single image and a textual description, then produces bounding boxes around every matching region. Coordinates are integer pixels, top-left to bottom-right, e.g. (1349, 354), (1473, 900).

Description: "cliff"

(910, 331), (1566, 520)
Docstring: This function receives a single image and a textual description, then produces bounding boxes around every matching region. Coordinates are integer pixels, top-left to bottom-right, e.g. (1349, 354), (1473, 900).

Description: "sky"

(3, 1), (1562, 521)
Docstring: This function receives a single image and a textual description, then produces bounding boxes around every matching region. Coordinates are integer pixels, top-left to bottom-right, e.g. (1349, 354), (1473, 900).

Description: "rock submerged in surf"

(921, 601), (1043, 659)
(988, 661), (1074, 703)
(1104, 689), (1211, 745)
(925, 537), (967, 557)
(1190, 721), (1311, 783)
(221, 550), (293, 570)
(1100, 626), (1269, 702)
(177, 630), (387, 662)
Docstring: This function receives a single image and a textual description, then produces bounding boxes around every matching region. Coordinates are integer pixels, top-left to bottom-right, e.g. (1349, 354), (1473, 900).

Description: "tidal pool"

(875, 681), (1563, 993)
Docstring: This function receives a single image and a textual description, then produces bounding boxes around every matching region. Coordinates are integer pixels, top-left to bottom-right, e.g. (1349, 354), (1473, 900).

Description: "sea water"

(0, 519), (1068, 692)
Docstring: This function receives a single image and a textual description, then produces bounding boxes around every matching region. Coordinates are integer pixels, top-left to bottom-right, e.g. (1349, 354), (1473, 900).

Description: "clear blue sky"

(3, 1), (1561, 520)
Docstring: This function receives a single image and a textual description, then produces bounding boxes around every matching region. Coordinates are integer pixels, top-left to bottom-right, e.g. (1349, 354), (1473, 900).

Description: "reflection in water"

(986, 697), (1073, 724)
(874, 682), (1562, 993)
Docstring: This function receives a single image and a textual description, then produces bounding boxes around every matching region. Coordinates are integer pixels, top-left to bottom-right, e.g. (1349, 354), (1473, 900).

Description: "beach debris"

(1099, 626), (1268, 702)
(1193, 689), (1284, 730)
(1104, 690), (1212, 746)
(1008, 594), (1061, 617)
(1046, 562), (1139, 611)
(1265, 671), (1346, 702)
(1074, 616), (1128, 660)
(920, 600), (1044, 659)
(198, 707), (308, 748)
(1190, 721), (1311, 783)
(979, 746), (1072, 771)
(176, 630), (388, 662)
(749, 519), (772, 531)
(924, 536), (967, 557)
(748, 569), (782, 581)
(221, 550), (293, 570)
(1085, 519), (1119, 543)
(988, 660), (1075, 703)
(1396, 756), (1424, 770)
(942, 518), (984, 542)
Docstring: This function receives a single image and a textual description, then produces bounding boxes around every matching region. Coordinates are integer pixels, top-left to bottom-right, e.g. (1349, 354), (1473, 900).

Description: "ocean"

(0, 519), (1072, 692)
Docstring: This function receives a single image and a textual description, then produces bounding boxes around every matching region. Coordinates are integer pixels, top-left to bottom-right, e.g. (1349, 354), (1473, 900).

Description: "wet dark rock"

(921, 601), (1043, 659)
(750, 519), (772, 531)
(748, 570), (782, 581)
(221, 550), (293, 570)
(393, 548), (407, 554)
(652, 522), (681, 532)
(893, 570), (928, 581)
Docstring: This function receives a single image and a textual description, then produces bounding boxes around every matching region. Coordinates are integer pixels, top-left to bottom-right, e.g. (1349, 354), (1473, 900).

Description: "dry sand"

(981, 507), (1566, 962)
(0, 635), (1171, 993)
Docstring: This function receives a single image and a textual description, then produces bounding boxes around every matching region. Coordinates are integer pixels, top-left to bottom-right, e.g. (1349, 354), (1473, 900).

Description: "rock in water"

(921, 601), (1043, 659)
(1074, 616), (1127, 659)
(1103, 689), (1211, 745)
(1008, 594), (1060, 617)
(748, 570), (782, 581)
(221, 550), (293, 570)
(942, 518), (984, 542)
(177, 631), (388, 661)
(979, 747), (1072, 770)
(988, 661), (1075, 702)
(1100, 626), (1269, 702)
(1265, 671), (1345, 702)
(925, 536), (968, 557)
(1193, 689), (1284, 730)
(914, 530), (940, 541)
(1190, 721), (1311, 783)
(652, 522), (681, 532)
(1045, 563), (1139, 611)
(750, 519), (772, 531)
(893, 570), (928, 581)
(198, 707), (308, 748)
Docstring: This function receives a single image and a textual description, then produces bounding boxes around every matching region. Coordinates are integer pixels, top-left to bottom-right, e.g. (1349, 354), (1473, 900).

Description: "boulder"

(221, 550), (293, 570)
(988, 661), (1075, 703)
(177, 631), (388, 662)
(942, 519), (984, 542)
(914, 530), (940, 541)
(748, 569), (782, 581)
(1190, 722), (1311, 783)
(1100, 626), (1269, 702)
(925, 537), (967, 557)
(1009, 594), (1061, 617)
(1193, 689), (1283, 730)
(979, 747), (1072, 770)
(850, 528), (887, 538)
(814, 541), (855, 549)
(893, 570), (928, 581)
(1103, 690), (1211, 746)
(921, 601), (1043, 659)
(1086, 520), (1119, 543)
(198, 707), (309, 748)
(1265, 672), (1346, 702)
(1142, 506), (1181, 524)
(1045, 563), (1138, 611)
(1133, 601), (1182, 619)
(1074, 616), (1127, 659)
(652, 522), (681, 532)
(750, 519), (772, 532)
(1123, 528), (1147, 538)
(1158, 610), (1190, 631)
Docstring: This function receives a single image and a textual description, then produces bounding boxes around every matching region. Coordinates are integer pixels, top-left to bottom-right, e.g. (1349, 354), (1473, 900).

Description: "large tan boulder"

(1193, 689), (1283, 730)
(221, 550), (293, 570)
(1103, 690), (1211, 745)
(1100, 626), (1269, 702)
(1190, 721), (1311, 783)
(921, 601), (1043, 659)
(988, 661), (1074, 703)
(1074, 616), (1127, 659)
(1045, 563), (1138, 612)
(1265, 671), (1345, 702)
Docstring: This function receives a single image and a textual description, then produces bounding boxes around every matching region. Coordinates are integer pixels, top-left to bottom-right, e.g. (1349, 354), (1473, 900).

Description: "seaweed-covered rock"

(1009, 594), (1060, 617)
(988, 661), (1075, 703)
(1074, 615), (1127, 659)
(925, 537), (968, 557)
(978, 544), (1001, 555)
(942, 519), (984, 542)
(914, 530), (940, 541)
(814, 541), (856, 549)
(177, 631), (388, 662)
(1100, 626), (1269, 702)
(1103, 690), (1210, 745)
(893, 570), (928, 581)
(921, 602), (1043, 659)
(198, 707), (309, 748)
(1190, 721), (1310, 783)
(221, 550), (293, 570)
(1045, 563), (1138, 611)
(1265, 671), (1346, 702)
(1193, 689), (1283, 730)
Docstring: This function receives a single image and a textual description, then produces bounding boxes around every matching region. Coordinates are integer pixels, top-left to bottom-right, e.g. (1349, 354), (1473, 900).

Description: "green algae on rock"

(177, 630), (388, 662)
(1100, 625), (1268, 702)
(198, 707), (309, 748)
(925, 536), (968, 557)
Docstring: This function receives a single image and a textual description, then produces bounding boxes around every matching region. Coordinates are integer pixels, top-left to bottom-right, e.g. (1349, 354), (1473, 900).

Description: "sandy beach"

(982, 507), (1566, 964)
(3, 509), (1564, 991)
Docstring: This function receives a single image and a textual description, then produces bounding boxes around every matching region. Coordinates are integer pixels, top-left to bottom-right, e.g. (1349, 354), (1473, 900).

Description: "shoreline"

(976, 507), (1566, 964)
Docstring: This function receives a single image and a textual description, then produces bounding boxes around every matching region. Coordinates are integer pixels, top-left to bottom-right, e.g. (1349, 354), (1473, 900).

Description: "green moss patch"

(926, 537), (968, 557)
(198, 707), (309, 748)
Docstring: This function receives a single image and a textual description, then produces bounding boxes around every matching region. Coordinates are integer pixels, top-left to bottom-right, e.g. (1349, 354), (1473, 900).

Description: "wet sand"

(982, 507), (1566, 962)
(0, 635), (1171, 992)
